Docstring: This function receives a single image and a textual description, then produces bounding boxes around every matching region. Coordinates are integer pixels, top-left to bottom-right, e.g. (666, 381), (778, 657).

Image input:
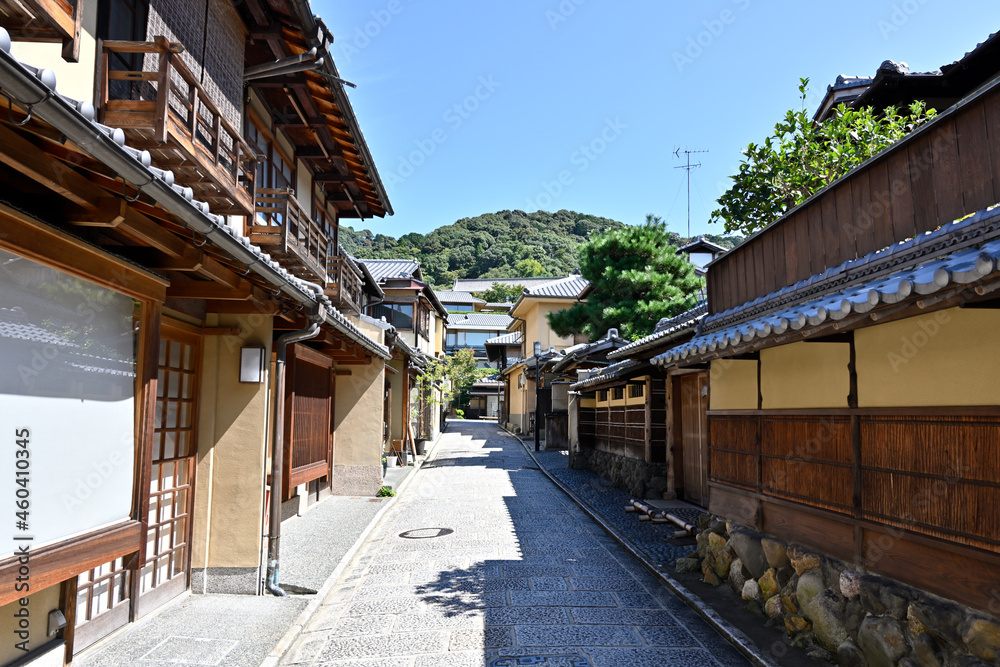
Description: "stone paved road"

(281, 422), (750, 667)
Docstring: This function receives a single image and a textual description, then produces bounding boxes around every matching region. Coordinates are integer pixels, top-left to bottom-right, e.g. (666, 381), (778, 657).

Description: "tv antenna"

(674, 148), (708, 238)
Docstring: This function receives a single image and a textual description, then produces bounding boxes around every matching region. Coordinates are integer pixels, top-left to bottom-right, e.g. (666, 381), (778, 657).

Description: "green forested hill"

(341, 209), (740, 288)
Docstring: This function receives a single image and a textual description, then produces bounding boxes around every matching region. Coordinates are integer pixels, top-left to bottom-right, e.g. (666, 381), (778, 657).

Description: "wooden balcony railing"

(99, 37), (256, 216)
(250, 189), (328, 283)
(707, 77), (1000, 315)
(326, 248), (365, 315)
(0, 0), (81, 60)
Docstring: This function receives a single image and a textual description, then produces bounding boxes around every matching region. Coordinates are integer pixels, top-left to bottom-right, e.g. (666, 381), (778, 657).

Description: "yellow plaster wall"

(333, 358), (385, 467)
(192, 314), (272, 569)
(527, 301), (576, 350)
(856, 307), (1000, 407)
(11, 2), (99, 104)
(761, 341), (850, 409)
(296, 161), (312, 218)
(0, 583), (61, 664)
(709, 359), (759, 410)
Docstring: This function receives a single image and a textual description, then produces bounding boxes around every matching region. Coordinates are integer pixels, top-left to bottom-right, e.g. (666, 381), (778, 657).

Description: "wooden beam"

(0, 522), (141, 608)
(314, 171), (356, 184)
(205, 300), (281, 315)
(167, 280), (253, 300)
(115, 207), (189, 258)
(0, 121), (100, 209)
(0, 203), (168, 301)
(66, 198), (128, 227)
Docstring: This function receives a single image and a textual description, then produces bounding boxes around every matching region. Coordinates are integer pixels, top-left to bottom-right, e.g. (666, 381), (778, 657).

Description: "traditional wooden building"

(498, 275), (589, 435)
(358, 259), (448, 445)
(569, 304), (708, 501)
(658, 34), (1000, 622)
(0, 0), (394, 662)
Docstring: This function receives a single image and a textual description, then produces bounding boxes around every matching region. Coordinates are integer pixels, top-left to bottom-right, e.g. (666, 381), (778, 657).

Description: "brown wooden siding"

(709, 411), (1000, 555)
(578, 389), (667, 463)
(285, 344), (334, 494)
(708, 79), (1000, 314)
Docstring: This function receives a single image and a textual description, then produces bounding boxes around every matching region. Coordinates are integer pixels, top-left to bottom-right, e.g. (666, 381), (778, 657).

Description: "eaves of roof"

(655, 204), (1000, 368)
(606, 301), (708, 361)
(0, 38), (389, 360)
(570, 360), (650, 391)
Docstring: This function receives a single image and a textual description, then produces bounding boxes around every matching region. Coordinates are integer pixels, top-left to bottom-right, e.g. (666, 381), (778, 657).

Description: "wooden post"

(59, 576), (79, 663)
(643, 376), (653, 463)
(154, 40), (170, 143)
(130, 300), (162, 621)
(664, 375), (675, 494)
(212, 114), (222, 165)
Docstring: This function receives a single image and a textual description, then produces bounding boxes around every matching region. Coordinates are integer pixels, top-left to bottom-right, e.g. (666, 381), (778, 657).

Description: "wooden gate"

(677, 373), (710, 507)
(284, 344), (334, 496)
(136, 324), (201, 616)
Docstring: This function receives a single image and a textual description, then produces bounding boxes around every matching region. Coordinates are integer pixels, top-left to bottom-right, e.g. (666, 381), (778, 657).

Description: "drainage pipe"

(265, 320), (321, 596)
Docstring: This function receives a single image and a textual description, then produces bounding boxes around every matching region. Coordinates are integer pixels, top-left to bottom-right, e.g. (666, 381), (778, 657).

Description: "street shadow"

(387, 422), (738, 666)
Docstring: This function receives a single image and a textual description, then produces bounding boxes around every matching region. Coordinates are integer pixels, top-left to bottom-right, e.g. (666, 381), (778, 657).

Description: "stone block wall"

(676, 516), (1000, 665)
(570, 448), (668, 499)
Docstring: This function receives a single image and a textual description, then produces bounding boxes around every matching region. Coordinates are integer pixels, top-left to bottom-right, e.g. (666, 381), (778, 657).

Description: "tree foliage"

(547, 216), (704, 341)
(473, 283), (525, 304)
(711, 79), (937, 235)
(342, 209), (743, 289)
(420, 349), (492, 409)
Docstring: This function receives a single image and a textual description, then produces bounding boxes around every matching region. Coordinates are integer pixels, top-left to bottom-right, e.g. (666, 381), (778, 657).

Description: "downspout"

(265, 309), (323, 596)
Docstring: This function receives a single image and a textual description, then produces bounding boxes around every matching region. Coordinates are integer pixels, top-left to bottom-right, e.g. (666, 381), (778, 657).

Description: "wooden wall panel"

(836, 177), (857, 262)
(851, 170), (876, 259)
(763, 501), (856, 562)
(887, 148), (917, 242)
(983, 93), (1000, 204)
(931, 117), (964, 225)
(907, 132), (939, 236)
(760, 416), (852, 463)
(867, 160), (894, 254)
(763, 458), (852, 513)
(955, 101), (995, 212)
(861, 527), (1000, 613)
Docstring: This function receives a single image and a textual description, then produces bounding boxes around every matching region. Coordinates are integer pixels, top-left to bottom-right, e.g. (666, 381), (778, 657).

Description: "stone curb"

(504, 428), (779, 667)
(261, 428), (446, 667)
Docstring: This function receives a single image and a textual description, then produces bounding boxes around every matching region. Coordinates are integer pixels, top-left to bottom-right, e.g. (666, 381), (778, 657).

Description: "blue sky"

(317, 1), (1000, 239)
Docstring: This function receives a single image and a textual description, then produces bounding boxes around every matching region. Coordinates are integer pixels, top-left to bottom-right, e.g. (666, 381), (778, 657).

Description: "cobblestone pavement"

(532, 449), (695, 567)
(281, 422), (749, 667)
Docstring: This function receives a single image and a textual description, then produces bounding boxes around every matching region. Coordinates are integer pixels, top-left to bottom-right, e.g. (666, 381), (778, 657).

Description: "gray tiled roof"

(436, 291), (486, 305)
(677, 237), (729, 255)
(446, 313), (513, 328)
(356, 258), (421, 282)
(485, 331), (522, 346)
(606, 301), (707, 361)
(654, 205), (1000, 368)
(452, 277), (559, 293)
(571, 360), (648, 390)
(0, 41), (390, 361)
(524, 275), (589, 298)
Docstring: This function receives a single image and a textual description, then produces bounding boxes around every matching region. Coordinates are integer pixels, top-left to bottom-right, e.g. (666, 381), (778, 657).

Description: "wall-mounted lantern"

(240, 346), (267, 383)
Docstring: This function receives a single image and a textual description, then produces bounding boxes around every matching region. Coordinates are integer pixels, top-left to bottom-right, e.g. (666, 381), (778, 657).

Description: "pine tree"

(548, 217), (703, 340)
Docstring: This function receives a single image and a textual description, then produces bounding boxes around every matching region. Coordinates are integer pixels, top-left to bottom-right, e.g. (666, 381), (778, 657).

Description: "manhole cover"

(490, 656), (591, 667)
(398, 527), (454, 539)
(140, 637), (239, 665)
